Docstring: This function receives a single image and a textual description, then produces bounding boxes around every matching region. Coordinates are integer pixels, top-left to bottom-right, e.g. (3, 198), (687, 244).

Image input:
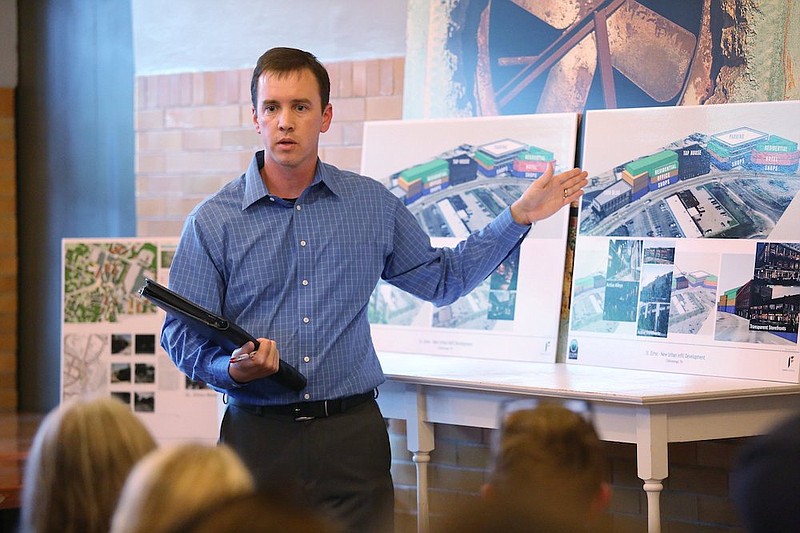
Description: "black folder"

(138, 277), (306, 392)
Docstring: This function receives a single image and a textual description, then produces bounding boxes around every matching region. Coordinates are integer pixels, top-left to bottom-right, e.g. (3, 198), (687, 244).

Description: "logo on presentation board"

(568, 339), (579, 360)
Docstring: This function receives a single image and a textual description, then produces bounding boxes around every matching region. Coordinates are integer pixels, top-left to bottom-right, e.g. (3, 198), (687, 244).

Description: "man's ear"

(590, 482), (612, 516)
(252, 106), (260, 133)
(320, 103), (333, 133)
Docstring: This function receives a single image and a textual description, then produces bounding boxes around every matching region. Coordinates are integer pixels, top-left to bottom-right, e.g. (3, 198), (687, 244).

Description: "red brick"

(341, 122), (364, 146)
(239, 69), (252, 105)
(331, 97), (366, 122)
(670, 441), (698, 465)
(325, 62), (340, 99)
(182, 174), (233, 195)
(697, 439), (741, 469)
(337, 61), (353, 98)
(136, 175), (183, 196)
(429, 464), (484, 491)
(1, 135), (18, 156)
(390, 461), (417, 486)
(610, 457), (641, 488)
(319, 146), (361, 173)
(667, 465), (729, 496)
(661, 491), (698, 521)
(0, 118), (13, 140)
(135, 109), (165, 131)
(365, 60), (381, 96)
(0, 89), (13, 117)
(697, 495), (739, 526)
(379, 58), (395, 96)
(220, 129), (257, 150)
(184, 129), (223, 151)
(136, 153), (166, 174)
(192, 72), (206, 106)
(138, 130), (183, 153)
(393, 57), (405, 95)
(0, 159), (15, 180)
(352, 60), (368, 97)
(365, 95), (403, 120)
(608, 485), (644, 515)
(137, 219), (185, 238)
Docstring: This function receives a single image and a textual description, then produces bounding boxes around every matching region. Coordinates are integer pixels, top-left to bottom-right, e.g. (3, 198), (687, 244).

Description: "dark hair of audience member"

(731, 411), (800, 533)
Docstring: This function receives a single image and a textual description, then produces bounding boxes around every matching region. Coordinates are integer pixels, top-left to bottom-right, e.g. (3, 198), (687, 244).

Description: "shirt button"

(269, 197), (275, 202)
(295, 204), (302, 211)
(300, 240), (307, 247)
(304, 393), (311, 400)
(303, 356), (310, 363)
(303, 317), (310, 323)
(301, 279), (309, 286)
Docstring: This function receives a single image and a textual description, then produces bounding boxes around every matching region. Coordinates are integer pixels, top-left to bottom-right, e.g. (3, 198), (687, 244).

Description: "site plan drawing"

(567, 101), (800, 382)
(61, 238), (219, 444)
(362, 113), (579, 362)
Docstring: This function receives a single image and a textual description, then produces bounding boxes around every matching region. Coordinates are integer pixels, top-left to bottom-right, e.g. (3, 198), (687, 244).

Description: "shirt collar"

(242, 151), (341, 210)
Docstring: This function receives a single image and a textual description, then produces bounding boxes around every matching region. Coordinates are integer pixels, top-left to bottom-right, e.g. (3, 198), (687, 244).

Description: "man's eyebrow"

(260, 97), (314, 107)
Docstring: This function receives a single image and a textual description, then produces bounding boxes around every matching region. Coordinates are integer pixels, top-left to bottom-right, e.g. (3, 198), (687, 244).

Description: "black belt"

(228, 390), (376, 421)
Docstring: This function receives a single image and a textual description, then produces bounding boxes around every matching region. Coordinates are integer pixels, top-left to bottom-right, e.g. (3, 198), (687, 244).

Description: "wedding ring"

(563, 188), (569, 199)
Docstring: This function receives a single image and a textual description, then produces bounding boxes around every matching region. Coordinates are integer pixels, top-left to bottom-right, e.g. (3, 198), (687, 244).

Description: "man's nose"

(278, 110), (293, 131)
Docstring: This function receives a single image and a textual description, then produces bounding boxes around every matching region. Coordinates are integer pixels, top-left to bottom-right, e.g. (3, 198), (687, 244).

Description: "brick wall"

(390, 420), (749, 533)
(134, 59), (751, 532)
(0, 87), (16, 412)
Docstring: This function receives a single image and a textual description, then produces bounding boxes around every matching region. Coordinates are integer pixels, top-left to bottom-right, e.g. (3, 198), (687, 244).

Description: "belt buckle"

(293, 405), (315, 422)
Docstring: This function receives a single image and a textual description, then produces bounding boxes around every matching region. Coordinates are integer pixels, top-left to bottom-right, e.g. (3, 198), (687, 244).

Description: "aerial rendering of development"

(568, 112), (800, 387)
(580, 127), (800, 240)
(368, 138), (547, 330)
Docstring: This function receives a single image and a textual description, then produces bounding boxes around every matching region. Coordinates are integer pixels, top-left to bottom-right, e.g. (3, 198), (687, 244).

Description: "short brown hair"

(488, 403), (606, 511)
(250, 47), (331, 111)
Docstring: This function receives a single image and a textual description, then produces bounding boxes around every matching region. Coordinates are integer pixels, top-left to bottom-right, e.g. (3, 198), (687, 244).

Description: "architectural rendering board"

(567, 101), (800, 382)
(61, 238), (219, 444)
(362, 113), (579, 362)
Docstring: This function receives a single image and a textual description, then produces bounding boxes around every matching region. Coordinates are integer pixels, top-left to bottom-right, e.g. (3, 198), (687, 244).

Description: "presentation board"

(61, 238), (219, 444)
(566, 100), (800, 382)
(362, 113), (579, 362)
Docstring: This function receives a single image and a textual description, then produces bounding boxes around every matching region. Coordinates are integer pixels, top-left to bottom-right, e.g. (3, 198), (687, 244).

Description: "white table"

(376, 352), (800, 533)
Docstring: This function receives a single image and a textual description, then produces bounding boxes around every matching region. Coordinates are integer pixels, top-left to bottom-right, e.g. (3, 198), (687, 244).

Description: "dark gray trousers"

(220, 398), (395, 533)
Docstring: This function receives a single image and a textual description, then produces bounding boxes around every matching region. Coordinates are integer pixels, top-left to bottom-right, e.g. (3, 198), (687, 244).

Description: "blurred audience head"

(167, 489), (343, 533)
(110, 442), (255, 533)
(481, 401), (611, 526)
(732, 412), (800, 533)
(21, 395), (157, 533)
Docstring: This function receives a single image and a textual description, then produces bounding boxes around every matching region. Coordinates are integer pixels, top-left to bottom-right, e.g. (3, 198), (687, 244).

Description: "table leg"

(636, 410), (668, 533)
(643, 479), (664, 533)
(405, 386), (435, 533)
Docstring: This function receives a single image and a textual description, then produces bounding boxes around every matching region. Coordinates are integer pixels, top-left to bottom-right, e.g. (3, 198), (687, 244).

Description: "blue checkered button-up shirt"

(162, 151), (530, 405)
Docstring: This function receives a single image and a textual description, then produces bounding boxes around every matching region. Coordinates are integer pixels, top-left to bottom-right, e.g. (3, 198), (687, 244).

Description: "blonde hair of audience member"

(482, 403), (611, 524)
(110, 442), (255, 533)
(20, 395), (158, 533)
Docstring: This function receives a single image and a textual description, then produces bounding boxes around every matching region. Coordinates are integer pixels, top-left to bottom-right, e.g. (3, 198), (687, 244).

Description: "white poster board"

(567, 100), (800, 382)
(61, 238), (220, 444)
(362, 113), (579, 362)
